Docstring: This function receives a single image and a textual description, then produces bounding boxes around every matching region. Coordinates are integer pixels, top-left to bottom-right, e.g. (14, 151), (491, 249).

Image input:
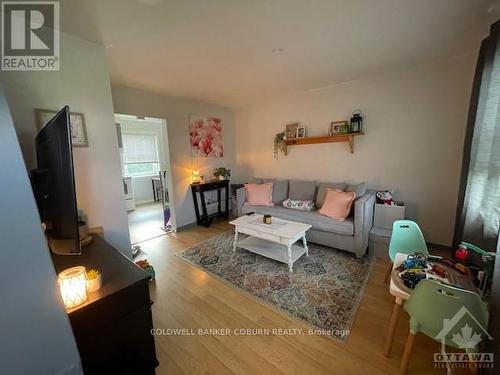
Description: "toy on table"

(401, 270), (426, 289)
(429, 264), (448, 279)
(454, 242), (495, 296)
(435, 257), (455, 268)
(454, 263), (469, 275)
(396, 252), (428, 272)
(395, 253), (429, 289)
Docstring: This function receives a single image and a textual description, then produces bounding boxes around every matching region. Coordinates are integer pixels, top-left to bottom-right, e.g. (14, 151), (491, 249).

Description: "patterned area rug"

(176, 231), (372, 342)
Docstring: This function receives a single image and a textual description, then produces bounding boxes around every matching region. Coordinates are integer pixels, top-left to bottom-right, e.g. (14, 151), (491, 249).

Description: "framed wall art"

(36, 109), (89, 147)
(285, 122), (302, 139)
(189, 114), (224, 158)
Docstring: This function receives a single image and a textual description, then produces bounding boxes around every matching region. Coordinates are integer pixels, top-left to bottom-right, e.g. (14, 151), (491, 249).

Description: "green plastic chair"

(384, 220), (429, 284)
(400, 279), (489, 374)
(388, 220), (428, 263)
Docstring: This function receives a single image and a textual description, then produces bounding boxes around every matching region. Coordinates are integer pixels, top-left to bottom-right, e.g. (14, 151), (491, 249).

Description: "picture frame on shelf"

(329, 121), (347, 135)
(36, 109), (89, 147)
(297, 127), (306, 138)
(285, 122), (301, 139)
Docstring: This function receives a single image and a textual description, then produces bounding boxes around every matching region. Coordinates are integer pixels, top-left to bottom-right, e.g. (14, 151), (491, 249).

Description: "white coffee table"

(229, 214), (312, 272)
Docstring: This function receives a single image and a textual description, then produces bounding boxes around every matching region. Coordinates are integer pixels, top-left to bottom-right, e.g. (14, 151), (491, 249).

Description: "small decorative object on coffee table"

(263, 214), (272, 224)
(230, 214), (311, 272)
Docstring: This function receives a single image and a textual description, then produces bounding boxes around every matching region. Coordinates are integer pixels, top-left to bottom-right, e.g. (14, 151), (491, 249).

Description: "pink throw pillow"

(244, 183), (274, 206)
(318, 189), (356, 221)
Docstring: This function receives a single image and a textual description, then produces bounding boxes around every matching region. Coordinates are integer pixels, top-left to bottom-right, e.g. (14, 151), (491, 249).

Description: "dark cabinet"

(52, 236), (159, 374)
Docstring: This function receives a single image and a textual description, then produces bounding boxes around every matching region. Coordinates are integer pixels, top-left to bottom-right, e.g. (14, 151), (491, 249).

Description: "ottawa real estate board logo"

(434, 306), (493, 370)
(1, 1), (60, 71)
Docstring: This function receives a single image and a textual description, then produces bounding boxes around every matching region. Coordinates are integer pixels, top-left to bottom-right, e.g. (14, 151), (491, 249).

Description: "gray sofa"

(236, 179), (375, 258)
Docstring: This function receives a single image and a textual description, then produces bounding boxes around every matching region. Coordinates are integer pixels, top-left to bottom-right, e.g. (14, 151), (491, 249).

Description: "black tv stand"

(52, 235), (159, 374)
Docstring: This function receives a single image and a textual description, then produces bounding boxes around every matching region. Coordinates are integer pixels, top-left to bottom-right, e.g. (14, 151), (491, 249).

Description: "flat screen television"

(34, 106), (80, 255)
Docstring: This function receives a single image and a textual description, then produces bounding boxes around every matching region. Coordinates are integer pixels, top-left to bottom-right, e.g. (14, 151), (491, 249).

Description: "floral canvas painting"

(189, 115), (224, 157)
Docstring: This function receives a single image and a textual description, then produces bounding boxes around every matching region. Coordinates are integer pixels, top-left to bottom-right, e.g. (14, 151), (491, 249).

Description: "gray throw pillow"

(316, 182), (346, 208)
(289, 180), (317, 201)
(346, 182), (366, 199)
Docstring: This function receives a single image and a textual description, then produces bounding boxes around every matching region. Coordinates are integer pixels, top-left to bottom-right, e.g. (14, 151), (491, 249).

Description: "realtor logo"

(1, 1), (60, 70)
(434, 306), (493, 370)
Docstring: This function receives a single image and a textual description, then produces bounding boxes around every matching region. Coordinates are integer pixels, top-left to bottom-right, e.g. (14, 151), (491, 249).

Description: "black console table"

(52, 235), (159, 375)
(191, 179), (229, 227)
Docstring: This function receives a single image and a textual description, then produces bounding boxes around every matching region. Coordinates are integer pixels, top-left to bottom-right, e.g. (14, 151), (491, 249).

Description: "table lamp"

(192, 169), (201, 183)
(58, 266), (88, 309)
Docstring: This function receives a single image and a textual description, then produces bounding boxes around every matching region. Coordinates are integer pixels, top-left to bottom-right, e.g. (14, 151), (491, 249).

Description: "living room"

(1, 1), (499, 375)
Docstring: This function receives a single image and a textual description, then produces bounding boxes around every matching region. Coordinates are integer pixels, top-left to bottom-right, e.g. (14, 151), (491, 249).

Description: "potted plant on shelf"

(274, 131), (285, 159)
(213, 167), (231, 180)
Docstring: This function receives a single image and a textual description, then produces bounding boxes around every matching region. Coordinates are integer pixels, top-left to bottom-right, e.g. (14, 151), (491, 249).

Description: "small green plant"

(274, 131), (285, 159)
(86, 269), (100, 280)
(213, 167), (231, 179)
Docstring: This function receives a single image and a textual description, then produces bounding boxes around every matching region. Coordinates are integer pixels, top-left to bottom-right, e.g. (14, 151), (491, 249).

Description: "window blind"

(122, 133), (159, 164)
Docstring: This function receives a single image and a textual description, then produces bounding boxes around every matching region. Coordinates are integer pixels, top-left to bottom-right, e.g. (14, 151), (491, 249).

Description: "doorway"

(115, 114), (175, 244)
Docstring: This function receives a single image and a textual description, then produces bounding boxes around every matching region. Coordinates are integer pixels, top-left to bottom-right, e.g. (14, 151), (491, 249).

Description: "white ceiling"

(61, 0), (500, 108)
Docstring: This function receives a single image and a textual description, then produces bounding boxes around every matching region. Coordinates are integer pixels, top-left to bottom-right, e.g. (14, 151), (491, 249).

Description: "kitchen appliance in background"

(123, 177), (135, 211)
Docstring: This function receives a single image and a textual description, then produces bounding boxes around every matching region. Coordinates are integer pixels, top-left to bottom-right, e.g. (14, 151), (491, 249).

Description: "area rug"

(176, 231), (373, 342)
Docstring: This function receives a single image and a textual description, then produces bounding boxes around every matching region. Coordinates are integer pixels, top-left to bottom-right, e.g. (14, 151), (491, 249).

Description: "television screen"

(34, 106), (80, 255)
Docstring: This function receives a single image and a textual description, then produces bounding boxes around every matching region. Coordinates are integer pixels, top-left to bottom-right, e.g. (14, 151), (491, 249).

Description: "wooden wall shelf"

(283, 132), (364, 155)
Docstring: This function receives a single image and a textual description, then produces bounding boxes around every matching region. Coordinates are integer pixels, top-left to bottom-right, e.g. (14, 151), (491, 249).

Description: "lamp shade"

(192, 169), (201, 183)
(58, 266), (88, 309)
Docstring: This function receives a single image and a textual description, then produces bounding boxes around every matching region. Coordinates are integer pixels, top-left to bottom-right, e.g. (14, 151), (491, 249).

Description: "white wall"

(0, 32), (131, 256)
(235, 53), (477, 246)
(0, 84), (83, 375)
(112, 85), (236, 228)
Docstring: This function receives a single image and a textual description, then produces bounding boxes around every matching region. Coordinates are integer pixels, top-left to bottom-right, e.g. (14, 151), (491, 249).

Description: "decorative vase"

(219, 175), (225, 180)
(87, 273), (102, 292)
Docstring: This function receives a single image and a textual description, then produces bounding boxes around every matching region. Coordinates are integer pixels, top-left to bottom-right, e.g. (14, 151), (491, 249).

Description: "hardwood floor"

(137, 219), (467, 374)
(128, 202), (170, 244)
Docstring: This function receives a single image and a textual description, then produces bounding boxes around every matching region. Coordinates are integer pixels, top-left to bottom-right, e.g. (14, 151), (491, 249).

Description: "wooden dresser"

(52, 235), (159, 375)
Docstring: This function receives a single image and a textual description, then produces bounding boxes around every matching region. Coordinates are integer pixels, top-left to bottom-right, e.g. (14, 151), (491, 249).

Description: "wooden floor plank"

(138, 219), (456, 374)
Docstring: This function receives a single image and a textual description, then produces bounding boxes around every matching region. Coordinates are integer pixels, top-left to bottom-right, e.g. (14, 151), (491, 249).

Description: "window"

(122, 133), (160, 177)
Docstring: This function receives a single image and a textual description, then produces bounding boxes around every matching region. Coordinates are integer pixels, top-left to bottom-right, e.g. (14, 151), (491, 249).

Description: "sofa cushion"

(244, 183), (273, 206)
(241, 205), (354, 236)
(282, 198), (315, 211)
(254, 178), (288, 205)
(289, 180), (316, 201)
(316, 182), (346, 208)
(346, 182), (366, 199)
(318, 189), (356, 221)
(271, 180), (288, 205)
